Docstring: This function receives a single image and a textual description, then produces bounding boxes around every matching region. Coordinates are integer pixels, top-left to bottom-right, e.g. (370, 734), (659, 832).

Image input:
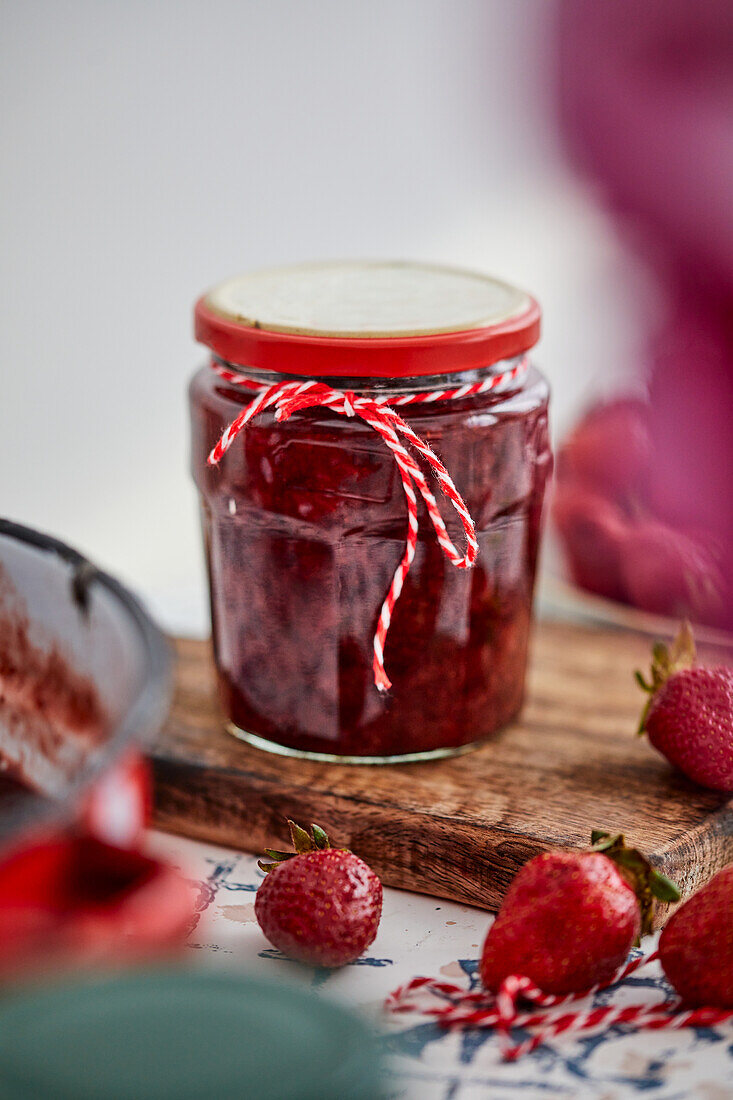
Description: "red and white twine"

(207, 356), (529, 691)
(386, 950), (733, 1060)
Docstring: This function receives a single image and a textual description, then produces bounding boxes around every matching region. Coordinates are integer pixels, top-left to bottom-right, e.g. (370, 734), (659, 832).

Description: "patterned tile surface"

(152, 832), (733, 1100)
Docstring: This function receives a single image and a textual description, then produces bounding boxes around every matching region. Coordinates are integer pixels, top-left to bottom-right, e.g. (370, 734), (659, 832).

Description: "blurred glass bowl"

(0, 517), (171, 851)
(0, 519), (193, 974)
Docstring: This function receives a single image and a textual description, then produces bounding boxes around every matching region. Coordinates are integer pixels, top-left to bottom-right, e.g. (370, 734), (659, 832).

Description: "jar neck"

(212, 354), (528, 398)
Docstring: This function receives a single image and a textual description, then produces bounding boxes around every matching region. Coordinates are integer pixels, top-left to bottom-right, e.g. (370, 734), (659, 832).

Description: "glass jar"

(189, 262), (551, 762)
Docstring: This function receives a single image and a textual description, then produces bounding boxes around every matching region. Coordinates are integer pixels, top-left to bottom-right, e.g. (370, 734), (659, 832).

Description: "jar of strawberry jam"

(190, 262), (551, 762)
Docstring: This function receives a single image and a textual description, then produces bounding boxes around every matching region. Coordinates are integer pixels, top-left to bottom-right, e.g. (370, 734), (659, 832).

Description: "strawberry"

(254, 820), (382, 967)
(659, 864), (733, 1007)
(636, 623), (733, 791)
(620, 521), (724, 623)
(480, 832), (679, 995)
(552, 483), (628, 601)
(558, 398), (652, 503)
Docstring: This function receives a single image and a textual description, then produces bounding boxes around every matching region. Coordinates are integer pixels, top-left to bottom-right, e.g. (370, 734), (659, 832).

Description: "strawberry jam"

(190, 262), (551, 760)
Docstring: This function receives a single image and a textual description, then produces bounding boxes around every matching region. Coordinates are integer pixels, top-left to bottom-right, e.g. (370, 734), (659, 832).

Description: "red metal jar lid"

(194, 261), (540, 379)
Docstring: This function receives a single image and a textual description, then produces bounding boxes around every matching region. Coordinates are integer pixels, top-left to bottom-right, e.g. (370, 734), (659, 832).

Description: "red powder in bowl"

(0, 568), (105, 796)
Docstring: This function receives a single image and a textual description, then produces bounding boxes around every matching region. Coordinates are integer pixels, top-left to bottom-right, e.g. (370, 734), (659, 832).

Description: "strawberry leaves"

(636, 622), (696, 734)
(312, 824), (330, 850)
(591, 830), (681, 935)
(258, 820), (332, 873)
(289, 821), (316, 854)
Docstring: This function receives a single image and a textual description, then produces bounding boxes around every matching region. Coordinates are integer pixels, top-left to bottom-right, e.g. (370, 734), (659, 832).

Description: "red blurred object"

(0, 757), (193, 976)
(80, 752), (152, 848)
(0, 833), (192, 974)
(0, 759), (192, 975)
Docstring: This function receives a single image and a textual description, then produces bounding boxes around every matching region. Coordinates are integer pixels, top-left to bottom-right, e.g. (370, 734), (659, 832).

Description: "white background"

(0, 0), (649, 634)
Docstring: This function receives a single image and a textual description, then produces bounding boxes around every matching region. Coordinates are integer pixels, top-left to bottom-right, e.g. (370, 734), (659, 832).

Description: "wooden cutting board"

(150, 622), (733, 926)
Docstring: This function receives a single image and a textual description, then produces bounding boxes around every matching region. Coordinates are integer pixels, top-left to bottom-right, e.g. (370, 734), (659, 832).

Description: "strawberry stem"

(259, 820), (333, 873)
(590, 830), (681, 936)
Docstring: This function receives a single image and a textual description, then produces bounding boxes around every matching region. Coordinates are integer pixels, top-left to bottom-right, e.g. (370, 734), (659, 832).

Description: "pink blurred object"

(558, 0), (733, 291)
(557, 397), (652, 502)
(645, 287), (733, 570)
(553, 398), (730, 631)
(553, 481), (627, 603)
(619, 520), (724, 623)
(555, 1), (733, 630)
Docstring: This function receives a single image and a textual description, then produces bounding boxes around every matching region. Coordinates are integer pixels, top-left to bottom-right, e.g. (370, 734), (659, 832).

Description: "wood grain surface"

(150, 622), (733, 926)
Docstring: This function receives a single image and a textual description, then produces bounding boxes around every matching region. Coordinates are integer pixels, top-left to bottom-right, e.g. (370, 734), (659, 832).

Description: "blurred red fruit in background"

(553, 397), (730, 631)
(552, 483), (627, 602)
(620, 522), (724, 624)
(558, 398), (651, 503)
